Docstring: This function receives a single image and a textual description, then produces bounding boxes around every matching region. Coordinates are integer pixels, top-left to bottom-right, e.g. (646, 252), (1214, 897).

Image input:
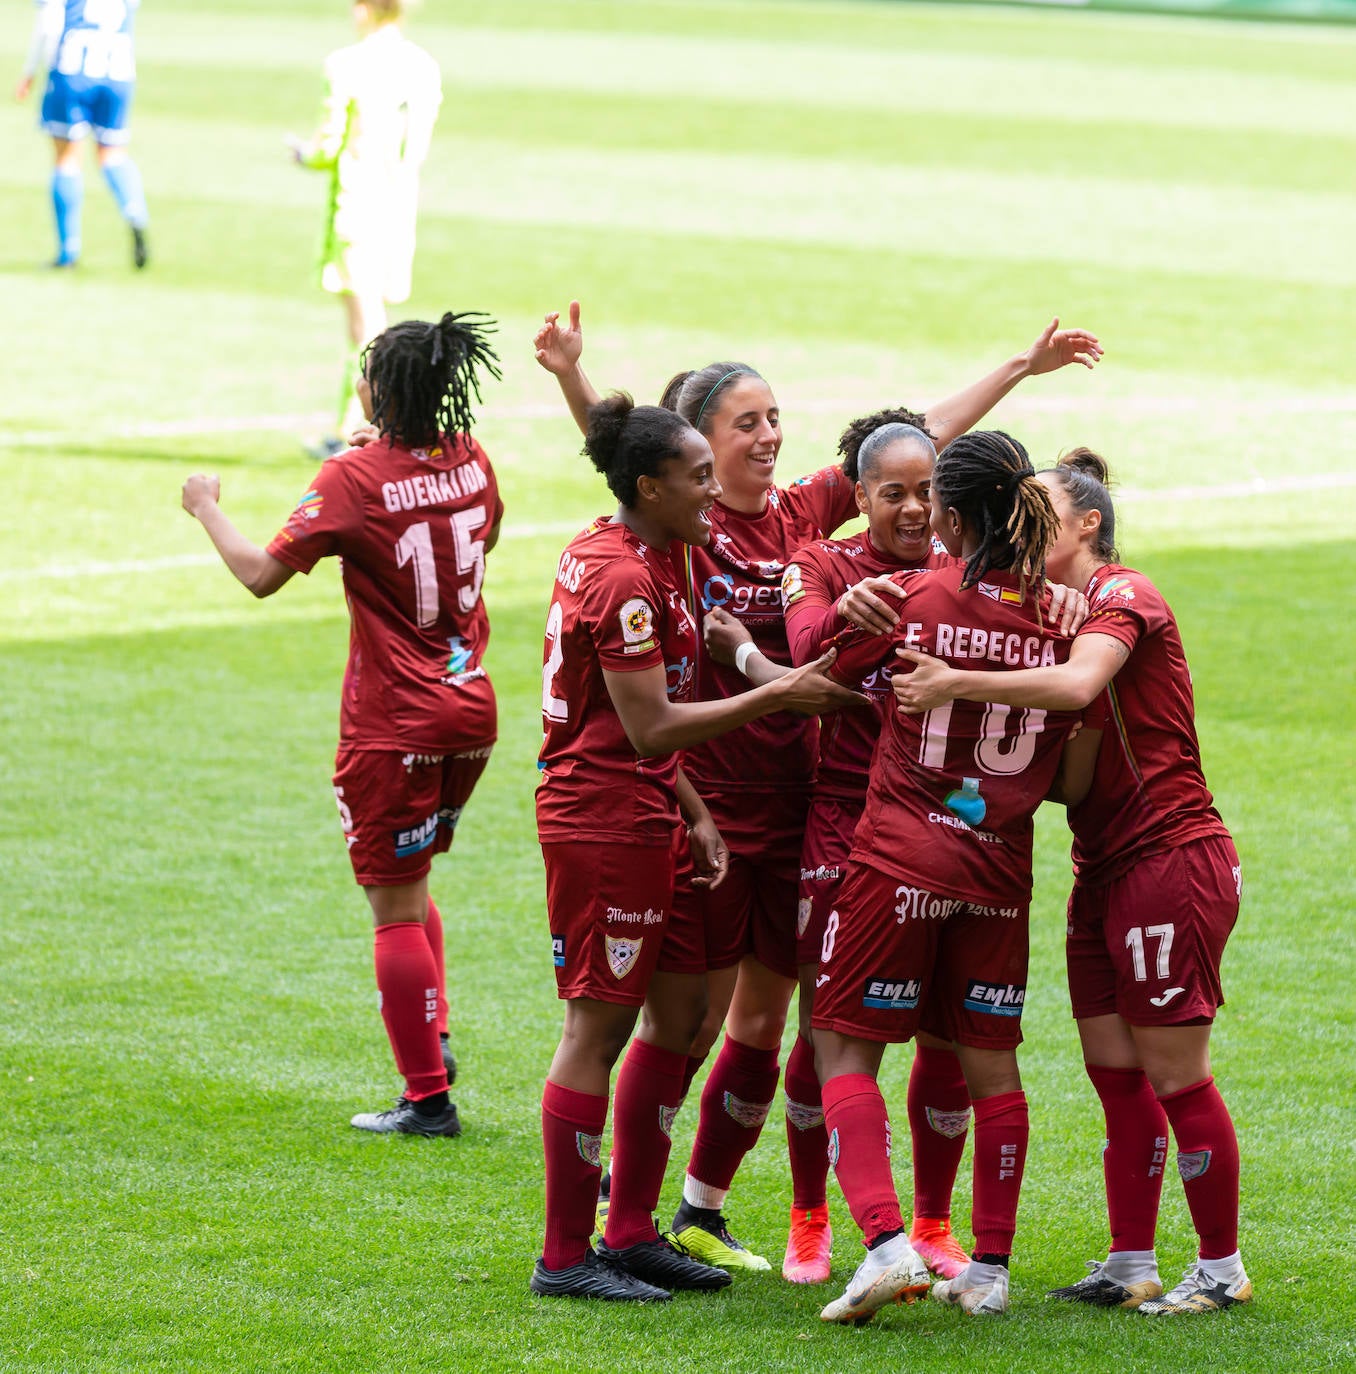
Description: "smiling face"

(643, 428), (723, 547)
(701, 376), (781, 510)
(858, 439), (935, 564)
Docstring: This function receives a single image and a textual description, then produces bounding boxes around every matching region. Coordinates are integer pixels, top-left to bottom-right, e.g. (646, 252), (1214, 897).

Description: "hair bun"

(1058, 446), (1111, 487)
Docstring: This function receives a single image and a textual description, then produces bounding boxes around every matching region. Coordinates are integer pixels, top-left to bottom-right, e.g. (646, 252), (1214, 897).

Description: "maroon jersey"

(784, 531), (953, 802)
(536, 518), (699, 845)
(831, 565), (1078, 906)
(675, 464), (858, 795)
(1067, 564), (1230, 885)
(267, 433), (500, 752)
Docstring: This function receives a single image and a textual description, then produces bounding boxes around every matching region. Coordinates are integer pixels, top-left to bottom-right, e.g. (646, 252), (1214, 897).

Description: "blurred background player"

(15, 0), (150, 270)
(892, 449), (1251, 1317)
(289, 0), (442, 458)
(181, 312), (502, 1137)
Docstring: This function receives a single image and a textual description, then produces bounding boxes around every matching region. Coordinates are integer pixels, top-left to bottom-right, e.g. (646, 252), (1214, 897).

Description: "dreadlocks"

(837, 406), (934, 481)
(362, 312), (502, 450)
(931, 430), (1061, 601)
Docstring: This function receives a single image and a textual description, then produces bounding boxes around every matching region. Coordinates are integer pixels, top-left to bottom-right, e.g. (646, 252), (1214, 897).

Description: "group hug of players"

(182, 301), (1251, 1326)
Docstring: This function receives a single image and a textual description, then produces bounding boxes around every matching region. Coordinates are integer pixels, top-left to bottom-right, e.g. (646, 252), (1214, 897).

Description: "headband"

(694, 369), (744, 428)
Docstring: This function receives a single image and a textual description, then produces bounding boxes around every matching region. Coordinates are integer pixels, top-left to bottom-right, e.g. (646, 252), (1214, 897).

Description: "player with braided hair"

(892, 448), (1251, 1317)
(533, 303), (1101, 1273)
(811, 430), (1086, 1324)
(180, 311), (503, 1137)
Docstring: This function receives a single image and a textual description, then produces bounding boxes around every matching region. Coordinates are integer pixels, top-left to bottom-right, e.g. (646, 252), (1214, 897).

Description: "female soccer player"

(181, 312), (502, 1138)
(534, 302), (1101, 1271)
(289, 0), (442, 455)
(16, 0), (150, 269)
(810, 430), (1083, 1325)
(532, 393), (863, 1302)
(891, 449), (1251, 1317)
(704, 414), (973, 1285)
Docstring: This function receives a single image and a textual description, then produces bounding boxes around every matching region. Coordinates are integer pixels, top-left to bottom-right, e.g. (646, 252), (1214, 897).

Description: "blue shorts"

(40, 72), (134, 145)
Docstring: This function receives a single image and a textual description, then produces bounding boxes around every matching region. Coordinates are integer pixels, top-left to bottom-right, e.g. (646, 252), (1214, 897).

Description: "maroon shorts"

(668, 788), (810, 978)
(333, 743), (492, 886)
(811, 861), (1029, 1049)
(543, 831), (683, 1006)
(796, 794), (860, 967)
(1066, 833), (1241, 1025)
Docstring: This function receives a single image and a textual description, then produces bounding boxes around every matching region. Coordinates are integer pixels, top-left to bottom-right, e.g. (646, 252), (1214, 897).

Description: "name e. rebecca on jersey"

(901, 620), (1058, 668)
(381, 461), (488, 514)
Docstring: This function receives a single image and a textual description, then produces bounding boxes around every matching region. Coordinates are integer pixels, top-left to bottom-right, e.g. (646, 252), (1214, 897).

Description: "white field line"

(2, 473), (1352, 586)
(3, 390), (1355, 448)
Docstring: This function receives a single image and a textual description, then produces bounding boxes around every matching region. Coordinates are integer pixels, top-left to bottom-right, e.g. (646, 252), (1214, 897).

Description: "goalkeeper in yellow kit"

(289, 1), (442, 455)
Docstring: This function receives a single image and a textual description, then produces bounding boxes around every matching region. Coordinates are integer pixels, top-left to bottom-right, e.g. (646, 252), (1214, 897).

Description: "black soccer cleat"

(132, 226), (149, 270)
(440, 1032), (457, 1086)
(597, 1234), (733, 1293)
(530, 1250), (671, 1302)
(349, 1095), (461, 1137)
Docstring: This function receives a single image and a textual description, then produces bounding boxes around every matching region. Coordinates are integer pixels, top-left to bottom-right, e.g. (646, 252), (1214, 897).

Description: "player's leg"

(673, 954), (793, 1272)
(90, 80), (147, 268)
(597, 968), (730, 1293)
(1048, 878), (1167, 1308)
(815, 1029), (930, 1324)
(350, 875), (459, 1135)
(50, 137), (84, 268)
(339, 288), (387, 438)
(906, 1029), (972, 1279)
(927, 905), (1031, 1316)
(1095, 837), (1247, 1316)
(782, 964), (832, 1282)
(812, 862), (933, 1324)
(532, 839), (691, 1302)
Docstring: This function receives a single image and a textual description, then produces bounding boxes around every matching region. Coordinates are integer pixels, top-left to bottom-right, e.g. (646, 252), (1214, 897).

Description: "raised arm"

(922, 318), (1102, 451)
(602, 651), (864, 758)
(181, 476), (295, 598)
(891, 632), (1130, 715)
(533, 300), (603, 436)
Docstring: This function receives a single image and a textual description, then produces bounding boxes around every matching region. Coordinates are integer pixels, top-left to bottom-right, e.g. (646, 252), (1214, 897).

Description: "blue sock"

(52, 170), (84, 263)
(101, 158), (148, 228)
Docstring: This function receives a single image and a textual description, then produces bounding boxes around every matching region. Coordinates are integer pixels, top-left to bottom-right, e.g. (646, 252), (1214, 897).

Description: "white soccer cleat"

(819, 1239), (930, 1325)
(932, 1262), (1010, 1315)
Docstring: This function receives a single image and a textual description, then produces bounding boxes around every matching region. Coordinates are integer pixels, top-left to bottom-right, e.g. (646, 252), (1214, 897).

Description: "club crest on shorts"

(576, 1131), (603, 1167)
(605, 933), (643, 979)
(1177, 1148), (1212, 1181)
(925, 1106), (972, 1140)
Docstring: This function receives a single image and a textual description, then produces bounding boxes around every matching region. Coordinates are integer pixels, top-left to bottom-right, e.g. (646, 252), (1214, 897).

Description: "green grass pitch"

(1, 1), (1353, 1369)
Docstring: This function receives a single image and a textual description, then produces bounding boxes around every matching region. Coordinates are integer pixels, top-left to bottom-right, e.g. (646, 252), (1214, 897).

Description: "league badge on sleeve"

(619, 597), (657, 655)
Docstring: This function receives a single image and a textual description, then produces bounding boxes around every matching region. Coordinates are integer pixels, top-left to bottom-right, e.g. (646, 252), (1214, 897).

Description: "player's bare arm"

(602, 652), (865, 758)
(676, 766), (729, 891)
(921, 317), (1103, 451)
(702, 606), (786, 688)
(181, 475), (295, 598)
(533, 300), (601, 435)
